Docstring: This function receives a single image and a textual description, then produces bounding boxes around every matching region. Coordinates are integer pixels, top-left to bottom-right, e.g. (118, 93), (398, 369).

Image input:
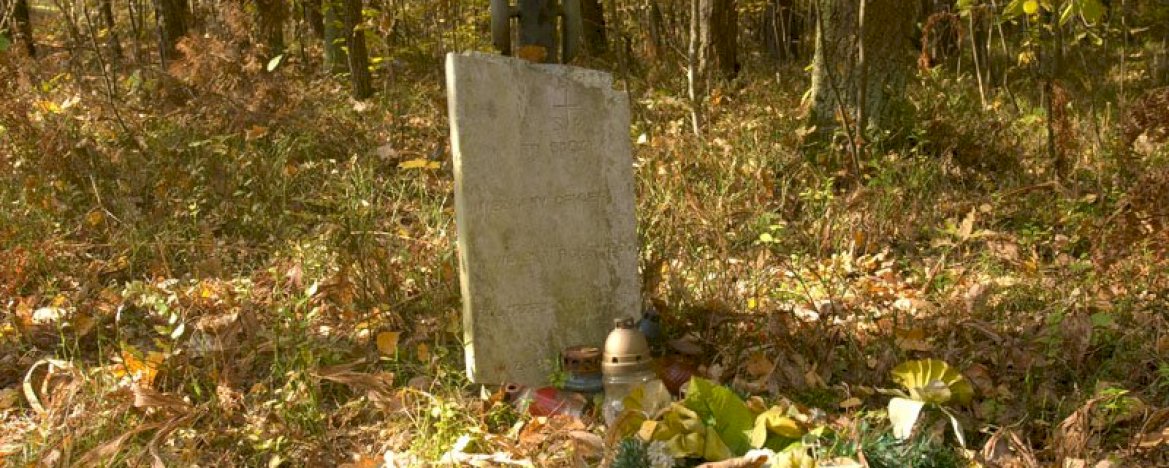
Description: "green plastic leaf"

(683, 377), (754, 455)
(888, 397), (926, 440)
(890, 359), (974, 405)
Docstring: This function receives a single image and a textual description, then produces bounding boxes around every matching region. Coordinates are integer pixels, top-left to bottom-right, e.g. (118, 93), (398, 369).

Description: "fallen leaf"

(376, 331), (401, 355)
(416, 343), (430, 362)
(894, 328), (933, 352)
(744, 352), (773, 378)
(338, 454), (382, 468)
(398, 158), (439, 170)
(85, 211), (105, 227)
(516, 45), (548, 63)
(245, 125), (268, 141)
(838, 397), (862, 409)
(0, 388), (18, 410)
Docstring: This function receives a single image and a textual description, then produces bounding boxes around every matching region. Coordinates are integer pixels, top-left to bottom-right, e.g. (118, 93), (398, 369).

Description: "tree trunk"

(2, 0), (36, 56)
(303, 0), (324, 40)
(323, 0), (347, 73)
(697, 0), (738, 82)
(256, 0), (286, 56)
(762, 0), (799, 62)
(581, 0), (606, 54)
(100, 0), (122, 60)
(344, 0), (371, 99)
(808, 0), (917, 142)
(688, 0), (703, 136)
(645, 0), (664, 59)
(155, 0), (190, 64)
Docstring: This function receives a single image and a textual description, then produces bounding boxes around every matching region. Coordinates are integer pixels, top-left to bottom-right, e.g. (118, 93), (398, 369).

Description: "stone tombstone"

(445, 52), (640, 386)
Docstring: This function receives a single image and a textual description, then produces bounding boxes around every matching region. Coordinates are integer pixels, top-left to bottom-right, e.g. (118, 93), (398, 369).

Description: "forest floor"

(2, 17), (1169, 467)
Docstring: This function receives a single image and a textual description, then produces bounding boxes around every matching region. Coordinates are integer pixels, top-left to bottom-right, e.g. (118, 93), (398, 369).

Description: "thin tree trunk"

(323, 0), (347, 73)
(5, 0), (36, 56)
(100, 0), (122, 60)
(304, 0), (324, 39)
(155, 0), (189, 64)
(256, 0), (286, 57)
(344, 0), (371, 99)
(697, 0), (738, 82)
(688, 0), (703, 136)
(581, 0), (606, 54)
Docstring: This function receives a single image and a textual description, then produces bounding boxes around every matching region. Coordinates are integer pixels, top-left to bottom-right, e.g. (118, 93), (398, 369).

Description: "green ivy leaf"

(0, 36), (10, 53)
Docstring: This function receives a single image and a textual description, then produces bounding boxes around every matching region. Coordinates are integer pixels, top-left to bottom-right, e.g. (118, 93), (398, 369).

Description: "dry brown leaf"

(1054, 396), (1105, 460)
(980, 427), (1038, 468)
(315, 360), (394, 395)
(75, 422), (163, 466)
(1061, 314), (1093, 363)
(516, 45), (548, 63)
(744, 352), (774, 378)
(839, 397), (862, 409)
(567, 431), (603, 460)
(895, 328), (933, 352)
(244, 125), (268, 140)
(0, 388), (17, 410)
(132, 386), (193, 413)
(376, 331), (401, 355)
(964, 363), (995, 397)
(339, 454), (383, 468)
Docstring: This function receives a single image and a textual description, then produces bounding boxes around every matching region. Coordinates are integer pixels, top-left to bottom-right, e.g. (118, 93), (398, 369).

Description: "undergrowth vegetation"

(2, 0), (1168, 466)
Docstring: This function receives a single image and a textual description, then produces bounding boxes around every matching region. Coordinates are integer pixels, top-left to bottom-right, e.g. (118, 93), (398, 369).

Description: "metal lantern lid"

(602, 317), (652, 377)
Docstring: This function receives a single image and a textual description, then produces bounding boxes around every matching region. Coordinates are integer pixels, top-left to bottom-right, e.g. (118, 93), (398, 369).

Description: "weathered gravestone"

(445, 52), (640, 386)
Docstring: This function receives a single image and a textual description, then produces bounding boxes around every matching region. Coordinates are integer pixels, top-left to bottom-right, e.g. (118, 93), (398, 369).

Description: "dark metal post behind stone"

(519, 0), (557, 62)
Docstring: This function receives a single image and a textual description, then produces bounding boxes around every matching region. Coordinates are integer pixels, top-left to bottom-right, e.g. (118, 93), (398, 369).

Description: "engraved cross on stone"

(551, 79), (578, 134)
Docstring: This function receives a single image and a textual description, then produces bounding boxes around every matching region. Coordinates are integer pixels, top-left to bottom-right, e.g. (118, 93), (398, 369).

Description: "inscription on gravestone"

(445, 52), (640, 386)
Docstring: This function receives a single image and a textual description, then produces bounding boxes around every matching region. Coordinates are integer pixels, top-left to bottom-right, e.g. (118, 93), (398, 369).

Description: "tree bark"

(762, 0), (799, 62)
(697, 0), (738, 82)
(807, 0), (917, 142)
(155, 0), (190, 64)
(323, 0), (347, 73)
(100, 0), (122, 60)
(2, 0), (36, 56)
(581, 0), (606, 54)
(303, 0), (324, 40)
(688, 0), (704, 136)
(344, 0), (371, 99)
(256, 0), (286, 57)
